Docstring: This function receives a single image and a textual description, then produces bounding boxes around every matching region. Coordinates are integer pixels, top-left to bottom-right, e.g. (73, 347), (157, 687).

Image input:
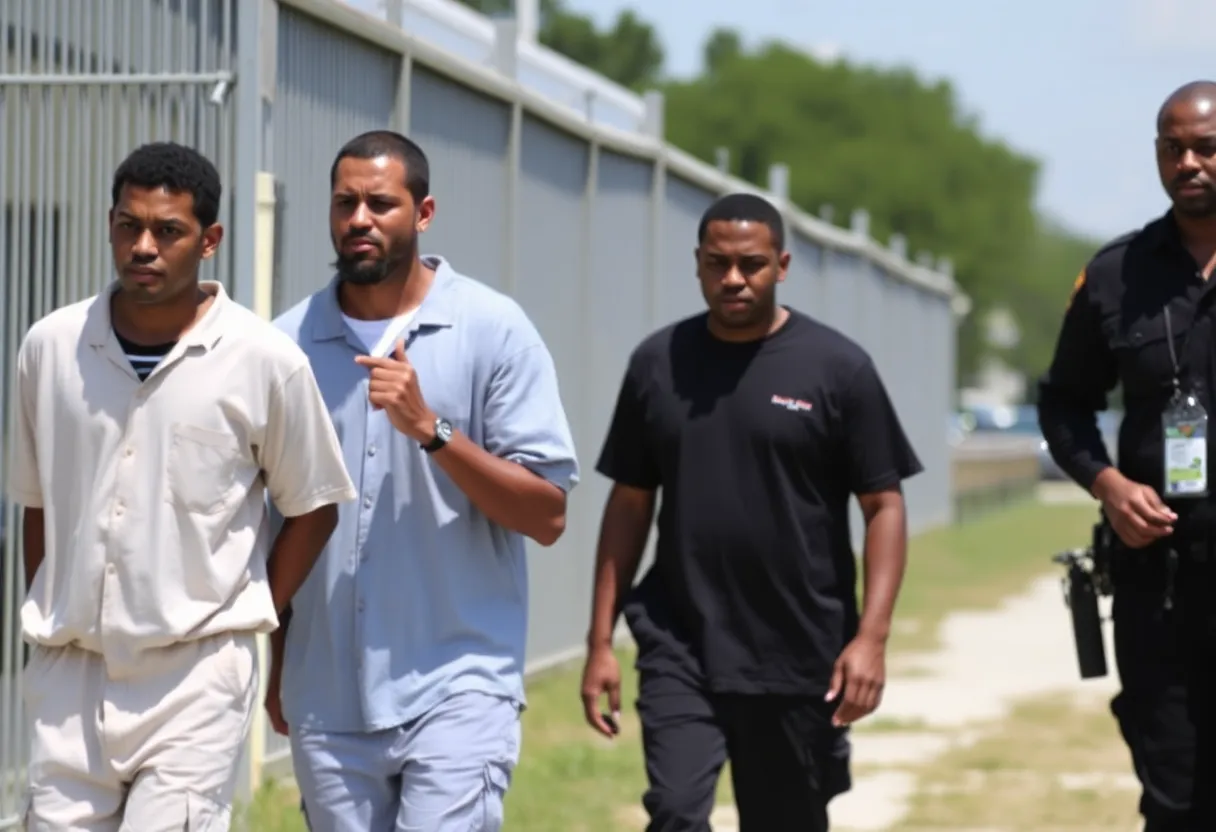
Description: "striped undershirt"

(114, 331), (176, 382)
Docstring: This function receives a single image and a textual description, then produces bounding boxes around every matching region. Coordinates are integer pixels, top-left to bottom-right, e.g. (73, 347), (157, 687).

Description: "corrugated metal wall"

(408, 66), (513, 292)
(0, 0), (962, 807)
(272, 7), (398, 312)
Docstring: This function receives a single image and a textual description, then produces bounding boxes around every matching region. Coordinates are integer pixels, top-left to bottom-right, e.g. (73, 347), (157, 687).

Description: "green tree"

(450, 0), (663, 90)
(443, 7), (1100, 389)
(661, 40), (1043, 384)
(1002, 220), (1102, 398)
(703, 27), (742, 76)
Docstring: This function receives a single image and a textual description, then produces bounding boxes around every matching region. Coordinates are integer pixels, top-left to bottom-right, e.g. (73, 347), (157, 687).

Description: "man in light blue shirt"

(270, 130), (579, 831)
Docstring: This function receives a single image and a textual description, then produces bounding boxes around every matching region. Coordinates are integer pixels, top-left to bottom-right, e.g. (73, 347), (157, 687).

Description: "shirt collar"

(309, 254), (459, 343)
(1148, 209), (1186, 253)
(84, 280), (231, 350)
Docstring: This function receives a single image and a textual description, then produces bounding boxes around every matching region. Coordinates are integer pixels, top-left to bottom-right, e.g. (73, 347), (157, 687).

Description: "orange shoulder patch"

(1066, 269), (1086, 309)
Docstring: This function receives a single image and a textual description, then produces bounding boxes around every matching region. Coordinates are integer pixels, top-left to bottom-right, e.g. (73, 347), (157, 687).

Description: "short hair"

(111, 142), (222, 227)
(330, 130), (430, 203)
(697, 192), (785, 251)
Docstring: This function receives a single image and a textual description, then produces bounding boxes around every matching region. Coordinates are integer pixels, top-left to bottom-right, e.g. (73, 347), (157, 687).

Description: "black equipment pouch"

(1052, 514), (1114, 680)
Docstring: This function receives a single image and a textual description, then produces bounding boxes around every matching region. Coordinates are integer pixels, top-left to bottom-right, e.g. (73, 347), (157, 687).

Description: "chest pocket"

(167, 423), (248, 515)
(1113, 315), (1180, 401)
(404, 337), (474, 433)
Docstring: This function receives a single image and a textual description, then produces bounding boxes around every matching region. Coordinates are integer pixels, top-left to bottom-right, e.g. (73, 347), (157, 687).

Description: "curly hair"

(111, 142), (222, 227)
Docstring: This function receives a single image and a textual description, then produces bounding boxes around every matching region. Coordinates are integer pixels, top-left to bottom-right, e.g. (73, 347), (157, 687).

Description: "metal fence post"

(889, 233), (907, 260)
(387, 0), (412, 135)
(643, 90), (666, 331)
(494, 20), (521, 296)
(850, 207), (870, 240)
(766, 163), (789, 203)
(232, 0), (264, 311)
(233, 0), (266, 804)
(714, 147), (730, 174)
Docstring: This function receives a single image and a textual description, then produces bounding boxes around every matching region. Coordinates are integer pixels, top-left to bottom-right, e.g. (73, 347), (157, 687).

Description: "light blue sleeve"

(481, 319), (580, 493)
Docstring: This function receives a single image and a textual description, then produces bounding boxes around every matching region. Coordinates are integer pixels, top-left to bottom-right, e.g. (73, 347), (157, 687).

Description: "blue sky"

(566, 0), (1215, 242)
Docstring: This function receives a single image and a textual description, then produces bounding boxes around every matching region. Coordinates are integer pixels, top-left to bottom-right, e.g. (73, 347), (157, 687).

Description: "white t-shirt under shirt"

(343, 309), (418, 357)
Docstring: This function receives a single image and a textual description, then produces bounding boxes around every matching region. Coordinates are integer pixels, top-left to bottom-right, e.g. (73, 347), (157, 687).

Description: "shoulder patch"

(1066, 269), (1086, 309)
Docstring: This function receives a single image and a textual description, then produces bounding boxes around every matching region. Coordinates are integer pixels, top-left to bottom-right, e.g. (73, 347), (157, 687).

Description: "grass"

(896, 693), (1138, 830)
(236, 779), (305, 832)
(889, 499), (1099, 653)
(501, 650), (651, 831)
(236, 499), (1102, 830)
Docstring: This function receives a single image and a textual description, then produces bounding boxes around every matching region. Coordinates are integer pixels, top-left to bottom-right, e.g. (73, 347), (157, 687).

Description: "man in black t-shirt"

(579, 192), (923, 831)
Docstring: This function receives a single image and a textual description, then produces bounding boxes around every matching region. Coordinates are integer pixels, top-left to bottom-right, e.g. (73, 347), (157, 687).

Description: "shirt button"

(368, 446), (377, 457)
(363, 496), (373, 509)
(124, 447), (134, 458)
(106, 564), (116, 574)
(357, 599), (365, 612)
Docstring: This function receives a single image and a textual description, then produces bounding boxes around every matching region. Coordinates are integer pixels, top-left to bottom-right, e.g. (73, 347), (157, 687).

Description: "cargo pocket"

(187, 791), (231, 831)
(478, 758), (514, 831)
(823, 729), (854, 801)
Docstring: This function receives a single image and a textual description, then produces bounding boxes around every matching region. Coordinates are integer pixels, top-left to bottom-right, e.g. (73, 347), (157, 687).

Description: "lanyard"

(1164, 306), (1187, 395)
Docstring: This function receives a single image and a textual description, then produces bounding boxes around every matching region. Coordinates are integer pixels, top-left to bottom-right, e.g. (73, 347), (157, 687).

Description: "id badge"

(1163, 390), (1208, 499)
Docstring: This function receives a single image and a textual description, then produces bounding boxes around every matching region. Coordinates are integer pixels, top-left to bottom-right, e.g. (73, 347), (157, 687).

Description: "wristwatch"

(422, 416), (453, 453)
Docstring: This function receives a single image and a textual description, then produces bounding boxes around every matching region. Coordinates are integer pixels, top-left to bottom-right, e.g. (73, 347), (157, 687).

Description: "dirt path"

(823, 573), (1121, 831)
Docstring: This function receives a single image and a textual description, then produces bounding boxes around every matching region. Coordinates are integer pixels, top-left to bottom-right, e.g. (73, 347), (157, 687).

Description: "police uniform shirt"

(595, 309), (923, 696)
(1039, 211), (1216, 533)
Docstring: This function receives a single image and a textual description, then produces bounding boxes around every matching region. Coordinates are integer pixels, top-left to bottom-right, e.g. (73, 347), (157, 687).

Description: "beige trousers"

(20, 632), (258, 831)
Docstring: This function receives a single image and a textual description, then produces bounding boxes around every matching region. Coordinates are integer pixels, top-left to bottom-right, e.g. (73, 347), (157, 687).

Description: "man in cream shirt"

(6, 141), (356, 831)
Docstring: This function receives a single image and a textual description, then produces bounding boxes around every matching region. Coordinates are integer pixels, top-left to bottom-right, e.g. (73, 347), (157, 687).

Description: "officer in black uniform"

(1037, 80), (1216, 831)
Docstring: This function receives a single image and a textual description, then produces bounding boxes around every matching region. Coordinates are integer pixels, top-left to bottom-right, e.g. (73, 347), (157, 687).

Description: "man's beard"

(332, 237), (415, 285)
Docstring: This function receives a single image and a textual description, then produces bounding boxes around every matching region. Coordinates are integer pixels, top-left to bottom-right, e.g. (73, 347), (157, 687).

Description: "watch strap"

(422, 418), (451, 453)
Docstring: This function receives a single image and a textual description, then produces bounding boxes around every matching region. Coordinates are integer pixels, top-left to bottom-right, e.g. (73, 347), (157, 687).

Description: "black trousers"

(1177, 558), (1216, 832)
(635, 665), (850, 832)
(1110, 585), (1195, 831)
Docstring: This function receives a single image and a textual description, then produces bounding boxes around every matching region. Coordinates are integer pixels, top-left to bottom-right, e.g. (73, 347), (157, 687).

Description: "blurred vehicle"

(955, 404), (1121, 481)
(957, 404), (1043, 454)
(948, 412), (969, 446)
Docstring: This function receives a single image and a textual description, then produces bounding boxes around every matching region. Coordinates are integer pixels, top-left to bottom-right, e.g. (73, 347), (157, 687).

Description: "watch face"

(436, 419), (453, 441)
